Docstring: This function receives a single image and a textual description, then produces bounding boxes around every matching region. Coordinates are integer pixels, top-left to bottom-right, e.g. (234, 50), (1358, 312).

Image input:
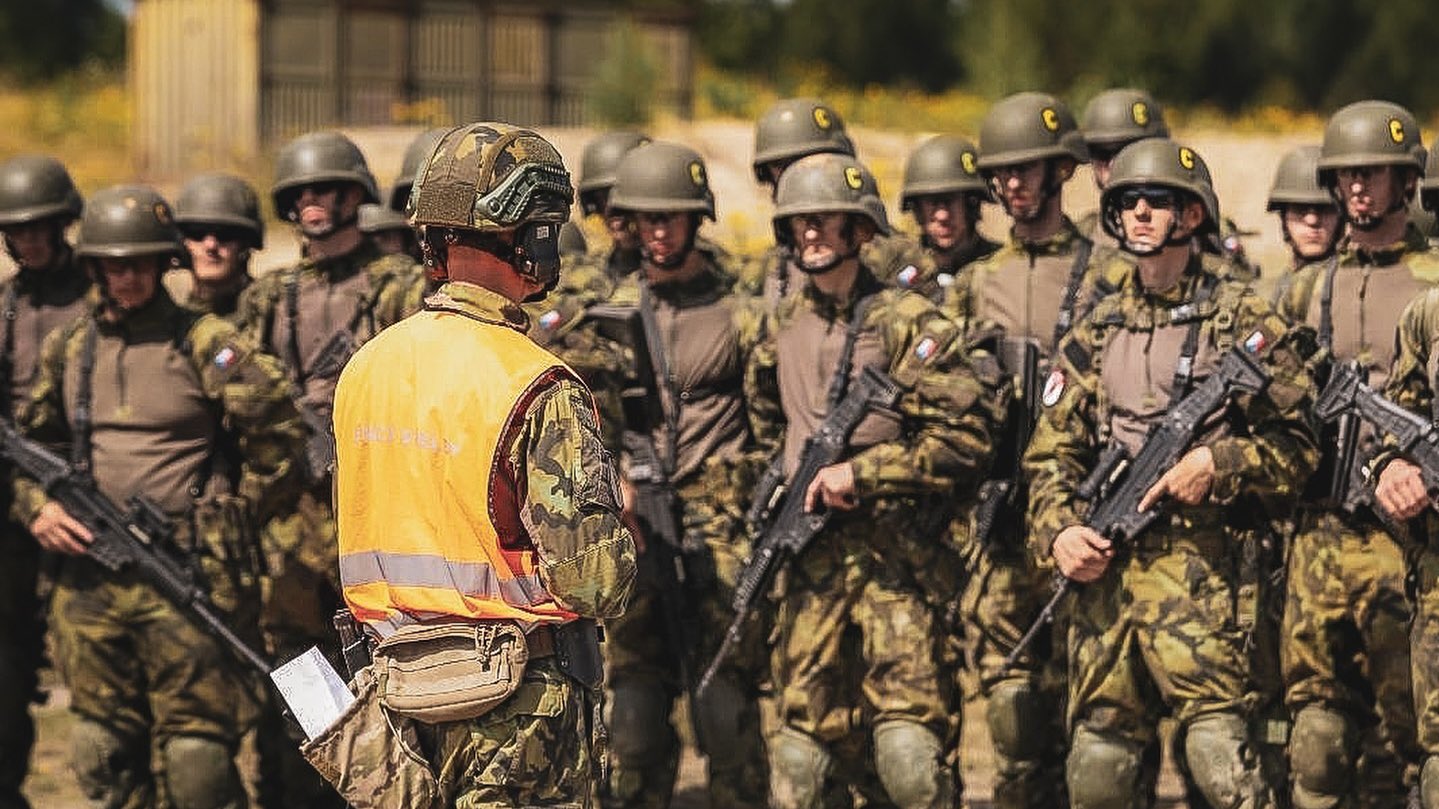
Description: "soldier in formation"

(898, 134), (1000, 300)
(174, 172), (263, 319)
(1265, 146), (1341, 305)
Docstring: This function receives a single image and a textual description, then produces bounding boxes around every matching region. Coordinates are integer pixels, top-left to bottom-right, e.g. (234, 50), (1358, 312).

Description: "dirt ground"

(18, 118), (1301, 806)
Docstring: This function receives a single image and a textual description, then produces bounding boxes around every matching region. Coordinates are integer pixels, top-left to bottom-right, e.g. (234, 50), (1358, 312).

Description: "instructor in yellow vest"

(316, 121), (637, 808)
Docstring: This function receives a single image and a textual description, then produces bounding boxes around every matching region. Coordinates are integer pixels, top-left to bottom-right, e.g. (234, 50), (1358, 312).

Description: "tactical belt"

(1129, 512), (1228, 554)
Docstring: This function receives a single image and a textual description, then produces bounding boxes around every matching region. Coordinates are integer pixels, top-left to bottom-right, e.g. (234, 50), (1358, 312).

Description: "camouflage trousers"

(601, 483), (768, 809)
(1407, 535), (1439, 807)
(1281, 510), (1418, 805)
(51, 558), (260, 809)
(0, 525), (42, 809)
(770, 515), (953, 806)
(1066, 525), (1269, 809)
(256, 486), (347, 809)
(951, 522), (1069, 809)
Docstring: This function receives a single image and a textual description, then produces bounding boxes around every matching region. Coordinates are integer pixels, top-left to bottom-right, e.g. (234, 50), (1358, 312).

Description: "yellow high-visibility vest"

(333, 307), (580, 637)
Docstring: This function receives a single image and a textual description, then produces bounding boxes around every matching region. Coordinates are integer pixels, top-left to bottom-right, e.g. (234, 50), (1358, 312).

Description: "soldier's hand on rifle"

(1052, 525), (1113, 581)
(1138, 446), (1215, 511)
(805, 463), (858, 512)
(30, 500), (94, 555)
(619, 478), (648, 554)
(1375, 458), (1431, 520)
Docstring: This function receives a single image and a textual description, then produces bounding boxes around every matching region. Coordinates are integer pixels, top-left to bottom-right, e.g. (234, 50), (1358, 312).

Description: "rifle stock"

(1314, 362), (1439, 508)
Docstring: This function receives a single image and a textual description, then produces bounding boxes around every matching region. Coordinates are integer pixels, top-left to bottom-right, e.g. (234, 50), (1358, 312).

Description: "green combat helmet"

(976, 91), (1089, 171)
(388, 127), (449, 212)
(357, 203), (410, 236)
(1081, 88), (1170, 154)
(0, 154), (84, 226)
(75, 185), (187, 266)
(900, 134), (990, 210)
(772, 152), (891, 246)
(271, 131), (380, 218)
(1421, 138), (1439, 213)
(577, 131), (651, 215)
(752, 98), (855, 182)
(1317, 100), (1426, 183)
(1100, 138), (1219, 247)
(407, 122), (574, 294)
(175, 173), (265, 248)
(1267, 146), (1332, 212)
(607, 141), (716, 220)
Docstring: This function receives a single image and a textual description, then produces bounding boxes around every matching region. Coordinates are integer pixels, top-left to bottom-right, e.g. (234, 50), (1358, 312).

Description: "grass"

(0, 70), (132, 194)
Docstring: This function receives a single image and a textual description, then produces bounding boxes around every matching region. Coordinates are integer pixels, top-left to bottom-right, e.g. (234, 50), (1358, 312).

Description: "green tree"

(0, 0), (125, 83)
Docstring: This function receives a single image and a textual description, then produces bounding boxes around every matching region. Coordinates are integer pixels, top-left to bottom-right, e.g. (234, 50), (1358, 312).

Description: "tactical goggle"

(1116, 188), (1181, 211)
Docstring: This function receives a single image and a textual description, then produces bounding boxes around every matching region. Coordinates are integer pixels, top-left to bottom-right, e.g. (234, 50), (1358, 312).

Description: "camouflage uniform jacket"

(0, 248), (93, 418)
(1023, 253), (1318, 566)
(1077, 210), (1260, 312)
(419, 281), (636, 618)
(737, 232), (944, 307)
(745, 265), (1003, 508)
(13, 286), (306, 528)
(237, 237), (425, 419)
(922, 233), (1001, 301)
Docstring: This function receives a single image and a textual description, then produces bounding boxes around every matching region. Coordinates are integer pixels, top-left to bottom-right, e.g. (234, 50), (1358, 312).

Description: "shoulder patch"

(896, 265), (920, 288)
(913, 335), (938, 361)
(213, 346), (238, 370)
(1041, 367), (1066, 407)
(538, 309), (563, 332)
(1242, 328), (1269, 356)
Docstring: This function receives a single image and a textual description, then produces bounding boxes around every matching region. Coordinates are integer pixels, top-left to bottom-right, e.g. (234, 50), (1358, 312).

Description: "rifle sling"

(1316, 254), (1340, 351)
(825, 292), (882, 410)
(1052, 235), (1096, 347)
(637, 277), (682, 478)
(283, 269), (393, 386)
(1171, 272), (1220, 397)
(1, 283), (16, 423)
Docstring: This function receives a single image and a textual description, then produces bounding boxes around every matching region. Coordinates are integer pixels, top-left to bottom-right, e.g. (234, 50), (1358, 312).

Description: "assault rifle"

(297, 329), (360, 483)
(1314, 362), (1439, 510)
(0, 422), (273, 677)
(1003, 347), (1271, 669)
(972, 338), (1042, 549)
(585, 303), (703, 706)
(1304, 360), (1373, 515)
(699, 365), (902, 692)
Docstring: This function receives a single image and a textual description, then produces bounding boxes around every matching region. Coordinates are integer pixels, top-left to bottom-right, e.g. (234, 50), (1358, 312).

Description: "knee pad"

(769, 727), (832, 809)
(986, 680), (1048, 765)
(1421, 756), (1439, 809)
(605, 681), (675, 764)
(71, 720), (147, 805)
(1183, 713), (1266, 809)
(1066, 726), (1144, 809)
(873, 720), (953, 809)
(692, 674), (748, 768)
(1289, 705), (1355, 809)
(162, 736), (243, 809)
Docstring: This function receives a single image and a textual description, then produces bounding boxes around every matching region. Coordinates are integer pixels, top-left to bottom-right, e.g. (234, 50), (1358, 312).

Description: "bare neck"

(1135, 243), (1192, 293)
(808, 258), (861, 300)
(1346, 211), (1409, 250)
(1014, 195), (1066, 243)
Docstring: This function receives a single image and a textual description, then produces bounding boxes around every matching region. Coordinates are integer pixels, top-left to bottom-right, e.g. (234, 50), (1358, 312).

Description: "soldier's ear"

(1180, 200), (1206, 233)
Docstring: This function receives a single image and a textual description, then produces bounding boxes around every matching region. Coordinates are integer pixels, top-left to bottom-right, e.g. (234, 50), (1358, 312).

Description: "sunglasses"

(182, 225), (251, 244)
(1116, 188), (1181, 211)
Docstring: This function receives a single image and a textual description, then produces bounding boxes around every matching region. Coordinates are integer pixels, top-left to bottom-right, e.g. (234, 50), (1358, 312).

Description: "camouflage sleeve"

(743, 308), (785, 460)
(849, 300), (1001, 500)
(234, 272), (280, 352)
(1276, 261), (1321, 325)
(938, 263), (974, 333)
(1021, 329), (1101, 567)
(188, 316), (308, 523)
(867, 234), (943, 300)
(374, 260), (427, 327)
(1204, 303), (1319, 504)
(12, 317), (81, 526)
(1374, 288), (1439, 474)
(731, 250), (769, 298)
(509, 376), (636, 618)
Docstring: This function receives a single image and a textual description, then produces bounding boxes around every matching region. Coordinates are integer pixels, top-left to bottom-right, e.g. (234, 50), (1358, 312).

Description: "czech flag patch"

(914, 336), (938, 361)
(539, 310), (562, 331)
(1243, 329), (1268, 355)
(213, 347), (237, 370)
(897, 265), (920, 287)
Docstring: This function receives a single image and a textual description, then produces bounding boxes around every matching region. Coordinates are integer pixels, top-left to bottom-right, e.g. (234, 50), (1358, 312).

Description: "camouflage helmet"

(388, 127), (449, 211)
(772, 153), (891, 245)
(752, 98), (855, 182)
(357, 203), (410, 235)
(900, 134), (990, 209)
(1267, 146), (1332, 212)
(0, 155), (83, 227)
(271, 131), (380, 216)
(977, 92), (1089, 170)
(75, 185), (187, 265)
(1101, 138), (1220, 238)
(1081, 89), (1170, 151)
(577, 131), (651, 214)
(174, 173), (264, 248)
(1423, 138), (1439, 212)
(1316, 100), (1426, 184)
(407, 121), (573, 232)
(607, 142), (716, 220)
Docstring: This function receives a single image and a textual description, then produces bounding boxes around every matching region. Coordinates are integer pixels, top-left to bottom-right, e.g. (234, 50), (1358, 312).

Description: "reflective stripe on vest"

(334, 307), (580, 636)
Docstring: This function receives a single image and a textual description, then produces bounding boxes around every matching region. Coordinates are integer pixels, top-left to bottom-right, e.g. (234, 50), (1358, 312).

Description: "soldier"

(743, 98), (939, 302)
(358, 202), (420, 261)
(1024, 138), (1317, 809)
(238, 129), (426, 809)
(596, 141), (768, 809)
(1276, 99), (1435, 809)
(1418, 140), (1439, 246)
(17, 184), (304, 809)
(1265, 146), (1340, 305)
(174, 172), (264, 320)
(385, 126), (449, 213)
(319, 120), (636, 808)
(938, 90), (1091, 809)
(576, 130), (651, 281)
(748, 151), (1000, 809)
(0, 154), (91, 809)
(898, 134), (1000, 301)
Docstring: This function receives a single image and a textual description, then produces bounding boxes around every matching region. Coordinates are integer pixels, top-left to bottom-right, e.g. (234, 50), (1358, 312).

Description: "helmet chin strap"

(794, 215), (861, 275)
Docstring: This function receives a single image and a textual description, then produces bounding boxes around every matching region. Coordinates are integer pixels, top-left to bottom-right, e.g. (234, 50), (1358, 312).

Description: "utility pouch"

(300, 666), (444, 809)
(553, 618), (603, 689)
(190, 494), (261, 617)
(373, 621), (527, 724)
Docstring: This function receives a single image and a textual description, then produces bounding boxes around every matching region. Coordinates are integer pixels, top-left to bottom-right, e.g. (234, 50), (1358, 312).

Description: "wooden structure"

(130, 0), (693, 176)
